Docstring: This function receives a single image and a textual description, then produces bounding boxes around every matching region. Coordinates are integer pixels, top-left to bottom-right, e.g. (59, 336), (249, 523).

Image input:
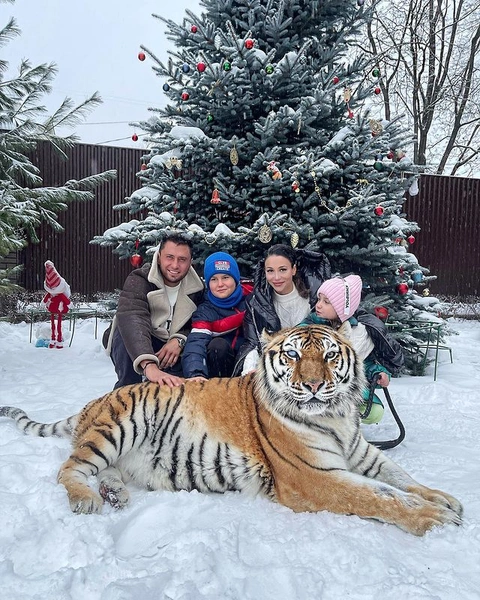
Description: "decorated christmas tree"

(93, 0), (438, 369)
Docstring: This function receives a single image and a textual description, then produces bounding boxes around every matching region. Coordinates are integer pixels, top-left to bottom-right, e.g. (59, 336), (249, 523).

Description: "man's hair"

(159, 232), (193, 256)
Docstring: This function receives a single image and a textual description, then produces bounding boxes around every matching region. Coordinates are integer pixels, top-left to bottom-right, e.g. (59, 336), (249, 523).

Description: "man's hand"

(156, 338), (182, 369)
(144, 362), (184, 387)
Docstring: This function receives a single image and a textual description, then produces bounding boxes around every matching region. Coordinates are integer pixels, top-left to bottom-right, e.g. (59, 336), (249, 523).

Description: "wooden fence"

(8, 141), (480, 298)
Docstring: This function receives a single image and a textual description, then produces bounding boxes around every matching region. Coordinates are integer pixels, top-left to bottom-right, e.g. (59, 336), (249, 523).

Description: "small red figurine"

(42, 261), (71, 348)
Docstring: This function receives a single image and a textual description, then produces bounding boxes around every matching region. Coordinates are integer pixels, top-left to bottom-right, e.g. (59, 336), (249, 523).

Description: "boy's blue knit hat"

(204, 252), (240, 286)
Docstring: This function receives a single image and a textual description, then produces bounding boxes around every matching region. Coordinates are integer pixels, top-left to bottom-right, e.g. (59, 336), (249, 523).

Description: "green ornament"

(223, 61), (232, 71)
(207, 113), (214, 123)
(372, 67), (381, 78)
(265, 64), (274, 75)
(374, 160), (384, 171)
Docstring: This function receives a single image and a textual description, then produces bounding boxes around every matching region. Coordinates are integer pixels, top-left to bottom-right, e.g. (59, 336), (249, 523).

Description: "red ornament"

(245, 38), (254, 49)
(197, 61), (206, 72)
(407, 235), (416, 244)
(130, 254), (143, 268)
(387, 150), (394, 160)
(374, 205), (384, 216)
(138, 51), (146, 61)
(181, 92), (190, 101)
(347, 109), (354, 119)
(396, 283), (409, 295)
(333, 75), (340, 84)
(374, 306), (389, 321)
(131, 133), (138, 142)
(210, 188), (221, 204)
(374, 86), (381, 95)
(191, 25), (198, 33)
(140, 164), (147, 171)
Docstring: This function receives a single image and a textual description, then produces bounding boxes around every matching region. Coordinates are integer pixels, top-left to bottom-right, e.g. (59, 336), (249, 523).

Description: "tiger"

(0, 324), (463, 536)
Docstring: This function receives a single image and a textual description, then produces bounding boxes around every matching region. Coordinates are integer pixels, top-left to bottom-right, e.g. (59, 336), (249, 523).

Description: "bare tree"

(365, 0), (480, 176)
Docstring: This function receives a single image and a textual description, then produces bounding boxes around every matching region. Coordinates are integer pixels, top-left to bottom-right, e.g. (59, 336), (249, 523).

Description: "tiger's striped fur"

(0, 325), (462, 535)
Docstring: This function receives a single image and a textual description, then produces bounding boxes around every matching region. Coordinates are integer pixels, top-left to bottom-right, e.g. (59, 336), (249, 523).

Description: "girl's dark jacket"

(182, 281), (253, 378)
(233, 249), (331, 375)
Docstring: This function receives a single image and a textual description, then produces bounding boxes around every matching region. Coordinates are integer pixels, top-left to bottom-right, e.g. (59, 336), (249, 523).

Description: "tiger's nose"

(304, 380), (322, 394)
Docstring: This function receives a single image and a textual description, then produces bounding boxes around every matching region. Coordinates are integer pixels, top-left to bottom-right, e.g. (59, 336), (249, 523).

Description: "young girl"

(236, 244), (331, 375)
(182, 252), (252, 379)
(302, 274), (404, 424)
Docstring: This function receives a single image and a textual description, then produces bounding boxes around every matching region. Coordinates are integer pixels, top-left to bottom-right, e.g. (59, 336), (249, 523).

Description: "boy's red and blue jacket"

(181, 282), (253, 378)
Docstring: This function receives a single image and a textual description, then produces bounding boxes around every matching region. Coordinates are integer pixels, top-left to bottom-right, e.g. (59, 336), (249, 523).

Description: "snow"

(1, 316), (479, 600)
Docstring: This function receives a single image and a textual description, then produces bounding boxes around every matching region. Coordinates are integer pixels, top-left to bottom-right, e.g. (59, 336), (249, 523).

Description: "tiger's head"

(254, 325), (365, 421)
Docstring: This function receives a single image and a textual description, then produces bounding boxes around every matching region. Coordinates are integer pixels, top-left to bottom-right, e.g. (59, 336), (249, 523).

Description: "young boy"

(182, 252), (252, 380)
(301, 274), (404, 424)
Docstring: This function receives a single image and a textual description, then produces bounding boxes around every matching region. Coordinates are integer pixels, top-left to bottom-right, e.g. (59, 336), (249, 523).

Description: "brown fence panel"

(19, 141), (146, 297)
(405, 174), (480, 297)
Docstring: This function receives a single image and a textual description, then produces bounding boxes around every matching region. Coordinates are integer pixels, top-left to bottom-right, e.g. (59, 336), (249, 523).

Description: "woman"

(236, 244), (331, 374)
(182, 251), (252, 379)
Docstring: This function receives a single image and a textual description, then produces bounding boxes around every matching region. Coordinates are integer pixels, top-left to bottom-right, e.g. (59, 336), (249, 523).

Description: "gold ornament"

(343, 87), (352, 102)
(230, 145), (239, 166)
(258, 224), (273, 243)
(290, 232), (299, 248)
(422, 289), (430, 297)
(369, 119), (383, 136)
(165, 157), (183, 170)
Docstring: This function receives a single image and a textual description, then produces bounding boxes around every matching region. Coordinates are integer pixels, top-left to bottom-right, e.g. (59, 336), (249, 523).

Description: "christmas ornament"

(162, 83), (170, 92)
(181, 92), (190, 101)
(182, 63), (190, 73)
(374, 86), (381, 95)
(409, 179), (419, 196)
(387, 150), (394, 160)
(190, 25), (198, 33)
(407, 235), (416, 244)
(131, 133), (138, 142)
(245, 38), (254, 49)
(165, 157), (182, 170)
(333, 75), (340, 84)
(258, 223), (272, 243)
(343, 87), (353, 118)
(372, 67), (381, 78)
(267, 161), (282, 180)
(412, 271), (423, 283)
(312, 170), (352, 214)
(374, 306), (389, 321)
(130, 254), (143, 268)
(138, 51), (146, 61)
(290, 232), (299, 248)
(369, 119), (383, 136)
(210, 188), (221, 204)
(230, 145), (239, 166)
(374, 160), (384, 171)
(197, 61), (206, 72)
(422, 289), (430, 297)
(396, 283), (409, 295)
(396, 149), (406, 160)
(223, 61), (232, 71)
(206, 113), (214, 123)
(265, 64), (274, 75)
(374, 205), (384, 216)
(357, 0), (365, 5)
(140, 164), (147, 171)
(291, 179), (300, 193)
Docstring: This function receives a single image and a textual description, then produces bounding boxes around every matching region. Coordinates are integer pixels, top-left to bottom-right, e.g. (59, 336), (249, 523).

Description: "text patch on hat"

(214, 260), (231, 271)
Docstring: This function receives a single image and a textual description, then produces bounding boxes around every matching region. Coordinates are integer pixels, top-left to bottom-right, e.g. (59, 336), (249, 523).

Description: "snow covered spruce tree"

(0, 7), (115, 294)
(93, 0), (437, 365)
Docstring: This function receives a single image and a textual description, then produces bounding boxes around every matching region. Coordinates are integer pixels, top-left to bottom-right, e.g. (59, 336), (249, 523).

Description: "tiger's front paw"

(68, 490), (104, 514)
(411, 486), (463, 519)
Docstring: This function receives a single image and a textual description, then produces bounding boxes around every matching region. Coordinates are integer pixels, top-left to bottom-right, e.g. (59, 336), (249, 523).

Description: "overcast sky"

(3, 0), (202, 148)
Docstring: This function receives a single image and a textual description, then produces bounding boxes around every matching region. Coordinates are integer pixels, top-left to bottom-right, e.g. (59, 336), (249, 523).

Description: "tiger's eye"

(286, 350), (300, 360)
(324, 351), (337, 360)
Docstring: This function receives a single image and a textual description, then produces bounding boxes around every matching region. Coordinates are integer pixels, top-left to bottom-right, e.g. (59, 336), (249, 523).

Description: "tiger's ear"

(259, 328), (275, 348)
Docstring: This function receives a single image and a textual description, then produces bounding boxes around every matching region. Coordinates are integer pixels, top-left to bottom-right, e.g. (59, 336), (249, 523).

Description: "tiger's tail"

(0, 406), (76, 438)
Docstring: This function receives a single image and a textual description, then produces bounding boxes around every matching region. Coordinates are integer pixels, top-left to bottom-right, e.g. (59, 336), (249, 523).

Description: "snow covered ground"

(0, 316), (479, 600)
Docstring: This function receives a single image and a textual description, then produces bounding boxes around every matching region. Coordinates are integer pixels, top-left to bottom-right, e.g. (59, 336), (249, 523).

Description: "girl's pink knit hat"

(317, 275), (362, 322)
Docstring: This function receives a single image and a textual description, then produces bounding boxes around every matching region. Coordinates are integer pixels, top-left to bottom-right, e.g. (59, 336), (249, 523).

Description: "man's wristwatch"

(176, 338), (186, 349)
